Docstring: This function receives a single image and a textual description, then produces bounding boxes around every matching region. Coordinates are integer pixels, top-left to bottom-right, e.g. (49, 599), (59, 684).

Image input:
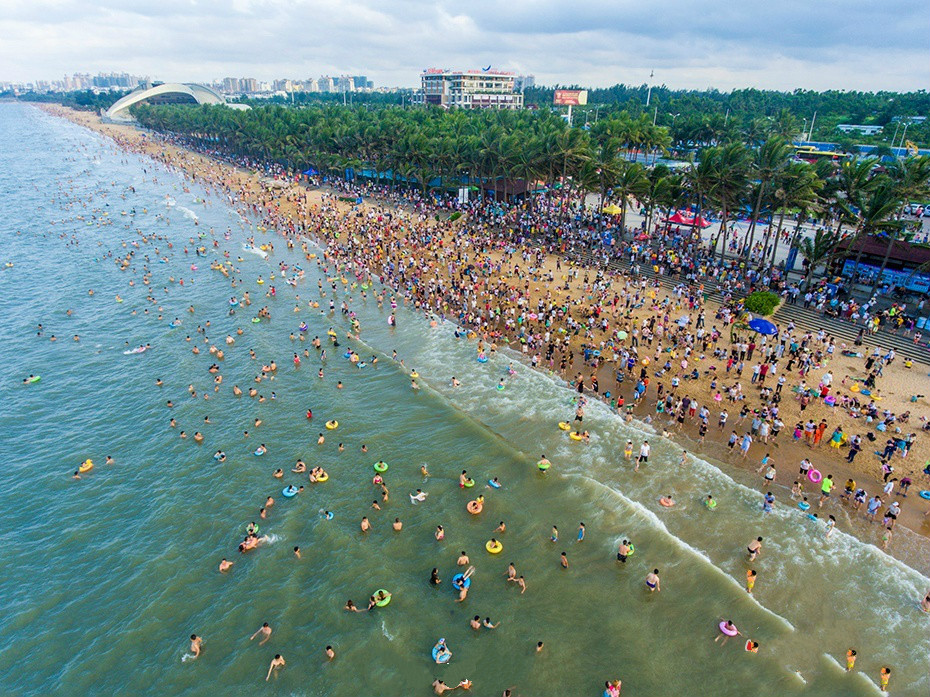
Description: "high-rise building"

(414, 69), (523, 109)
(514, 74), (535, 92)
(317, 76), (335, 93)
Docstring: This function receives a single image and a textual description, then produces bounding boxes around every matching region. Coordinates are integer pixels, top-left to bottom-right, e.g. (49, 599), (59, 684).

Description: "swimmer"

(617, 540), (632, 563)
(410, 489), (428, 504)
(344, 600), (360, 612)
(293, 547), (301, 559)
(746, 570), (756, 594)
(659, 495), (675, 507)
(392, 517), (402, 531)
(189, 634), (203, 659)
(506, 563), (517, 581)
(432, 679), (454, 695)
(645, 569), (661, 592)
(219, 558), (234, 573)
(249, 622), (272, 646)
(421, 464), (430, 477)
(451, 377), (461, 387)
(265, 654), (285, 681)
(435, 525), (445, 541)
(325, 645), (335, 661)
(715, 619), (740, 645)
(846, 649), (857, 671)
(361, 517), (371, 532)
(496, 521), (507, 533)
(273, 468), (283, 478)
(457, 551), (470, 566)
(430, 568), (441, 585)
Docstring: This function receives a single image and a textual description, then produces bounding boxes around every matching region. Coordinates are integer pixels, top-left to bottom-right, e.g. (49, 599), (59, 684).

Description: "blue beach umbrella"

(748, 318), (778, 335)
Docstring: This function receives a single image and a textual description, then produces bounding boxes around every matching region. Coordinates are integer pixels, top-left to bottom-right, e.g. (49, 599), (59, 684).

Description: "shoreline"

(36, 102), (930, 569)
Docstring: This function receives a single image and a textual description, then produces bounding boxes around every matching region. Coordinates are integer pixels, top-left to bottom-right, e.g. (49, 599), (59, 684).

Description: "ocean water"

(1, 102), (928, 697)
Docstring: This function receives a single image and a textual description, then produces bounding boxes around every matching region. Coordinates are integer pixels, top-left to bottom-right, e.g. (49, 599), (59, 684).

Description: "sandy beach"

(42, 103), (930, 552)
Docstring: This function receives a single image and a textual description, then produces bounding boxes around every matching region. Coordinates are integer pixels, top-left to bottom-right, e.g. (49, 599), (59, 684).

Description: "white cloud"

(0, 0), (926, 90)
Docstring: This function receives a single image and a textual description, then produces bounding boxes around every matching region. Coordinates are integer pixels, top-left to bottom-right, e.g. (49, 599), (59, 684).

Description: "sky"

(1, 0), (927, 91)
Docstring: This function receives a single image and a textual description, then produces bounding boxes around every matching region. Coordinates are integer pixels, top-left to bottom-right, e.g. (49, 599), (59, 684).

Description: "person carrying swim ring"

(467, 496), (484, 515)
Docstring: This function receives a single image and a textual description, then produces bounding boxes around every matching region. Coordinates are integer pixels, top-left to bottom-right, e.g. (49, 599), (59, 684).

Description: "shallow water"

(1, 103), (928, 696)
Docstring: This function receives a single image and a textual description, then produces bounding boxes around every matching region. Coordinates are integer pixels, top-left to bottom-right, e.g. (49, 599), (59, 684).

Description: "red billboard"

(553, 89), (588, 106)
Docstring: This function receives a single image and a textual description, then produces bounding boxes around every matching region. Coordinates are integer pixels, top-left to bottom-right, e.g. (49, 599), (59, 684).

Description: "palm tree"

(706, 142), (751, 260)
(611, 160), (649, 236)
(770, 162), (824, 269)
(743, 138), (793, 260)
(799, 229), (841, 289)
(865, 156), (930, 295)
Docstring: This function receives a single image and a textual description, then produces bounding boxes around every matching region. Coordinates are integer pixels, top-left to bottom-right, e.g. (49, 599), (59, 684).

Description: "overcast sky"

(1, 0), (927, 91)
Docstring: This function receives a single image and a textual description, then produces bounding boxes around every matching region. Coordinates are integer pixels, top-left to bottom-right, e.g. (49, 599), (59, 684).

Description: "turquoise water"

(1, 102), (929, 696)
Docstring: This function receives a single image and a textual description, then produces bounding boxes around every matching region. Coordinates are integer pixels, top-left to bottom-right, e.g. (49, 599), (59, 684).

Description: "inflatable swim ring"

(798, 501), (810, 511)
(373, 461), (388, 473)
(719, 621), (738, 637)
(282, 486), (298, 498)
(463, 478), (475, 488)
(569, 432), (584, 441)
(488, 479), (501, 489)
(558, 422), (570, 431)
(477, 354), (488, 363)
(466, 500), (483, 514)
(410, 371), (419, 379)
(26, 376), (40, 384)
(254, 448), (265, 456)
(316, 473), (329, 483)
(325, 420), (339, 430)
(485, 539), (503, 554)
(432, 640), (451, 664)
(78, 458), (93, 473)
(373, 590), (392, 607)
(807, 469), (822, 484)
(919, 490), (930, 501)
(451, 573), (471, 589)
(251, 317), (260, 323)
(537, 459), (551, 471)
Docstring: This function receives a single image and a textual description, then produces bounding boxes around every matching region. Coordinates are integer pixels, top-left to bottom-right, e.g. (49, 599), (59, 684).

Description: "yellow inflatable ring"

(467, 500), (483, 515)
(410, 371), (419, 379)
(558, 422), (571, 431)
(78, 458), (94, 473)
(485, 539), (503, 554)
(325, 420), (339, 430)
(316, 473), (329, 482)
(569, 432), (584, 441)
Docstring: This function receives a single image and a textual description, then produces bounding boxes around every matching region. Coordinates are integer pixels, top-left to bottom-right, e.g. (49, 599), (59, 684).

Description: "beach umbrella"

(617, 330), (628, 340)
(603, 204), (622, 215)
(748, 318), (778, 335)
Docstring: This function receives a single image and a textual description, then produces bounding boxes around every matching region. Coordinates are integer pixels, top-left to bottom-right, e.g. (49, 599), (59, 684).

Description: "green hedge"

(744, 291), (780, 316)
(449, 211), (462, 222)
